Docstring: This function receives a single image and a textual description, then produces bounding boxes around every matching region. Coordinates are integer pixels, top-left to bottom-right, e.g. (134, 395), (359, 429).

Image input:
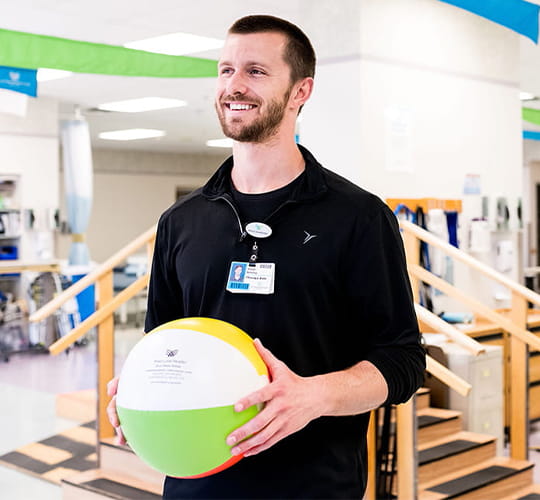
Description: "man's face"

(215, 32), (294, 143)
(234, 266), (243, 279)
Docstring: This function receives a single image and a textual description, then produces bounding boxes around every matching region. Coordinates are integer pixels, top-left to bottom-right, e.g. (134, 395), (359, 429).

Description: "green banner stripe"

(523, 107), (540, 126)
(0, 28), (218, 78)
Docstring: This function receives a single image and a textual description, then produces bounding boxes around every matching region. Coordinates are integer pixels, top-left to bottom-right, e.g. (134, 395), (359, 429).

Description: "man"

(108, 14), (425, 499)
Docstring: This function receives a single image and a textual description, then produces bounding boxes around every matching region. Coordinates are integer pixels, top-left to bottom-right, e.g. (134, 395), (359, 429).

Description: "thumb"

(254, 338), (283, 376)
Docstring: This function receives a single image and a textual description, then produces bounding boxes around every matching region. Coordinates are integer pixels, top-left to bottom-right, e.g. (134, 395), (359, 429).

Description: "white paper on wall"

(384, 106), (414, 173)
(0, 88), (28, 117)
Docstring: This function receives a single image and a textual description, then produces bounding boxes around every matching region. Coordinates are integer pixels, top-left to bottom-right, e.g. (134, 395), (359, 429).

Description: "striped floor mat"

(0, 421), (97, 484)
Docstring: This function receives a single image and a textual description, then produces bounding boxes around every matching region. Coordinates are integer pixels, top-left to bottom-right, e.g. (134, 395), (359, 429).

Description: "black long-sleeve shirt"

(145, 145), (425, 499)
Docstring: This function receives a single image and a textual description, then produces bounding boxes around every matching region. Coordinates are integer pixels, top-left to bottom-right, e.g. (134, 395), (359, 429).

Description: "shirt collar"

(202, 144), (328, 202)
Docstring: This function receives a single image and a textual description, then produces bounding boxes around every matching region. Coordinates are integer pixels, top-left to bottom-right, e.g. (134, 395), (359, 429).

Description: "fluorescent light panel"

(98, 97), (187, 113)
(37, 68), (73, 82)
(99, 129), (166, 141)
(125, 32), (224, 56)
(520, 91), (536, 101)
(206, 138), (233, 148)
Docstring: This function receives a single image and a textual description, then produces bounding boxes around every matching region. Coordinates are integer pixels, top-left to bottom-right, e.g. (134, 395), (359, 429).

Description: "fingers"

(106, 395), (120, 428)
(107, 376), (119, 397)
(231, 418), (282, 457)
(234, 381), (275, 413)
(253, 339), (289, 383)
(227, 403), (278, 447)
(106, 396), (127, 445)
(115, 425), (127, 446)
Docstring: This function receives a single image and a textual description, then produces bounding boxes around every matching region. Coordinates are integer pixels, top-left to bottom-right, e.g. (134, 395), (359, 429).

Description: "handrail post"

(402, 227), (420, 303)
(396, 397), (417, 499)
(97, 270), (115, 445)
(364, 410), (377, 500)
(509, 291), (529, 460)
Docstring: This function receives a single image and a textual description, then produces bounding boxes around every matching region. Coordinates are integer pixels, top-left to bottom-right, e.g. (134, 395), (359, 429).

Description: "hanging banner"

(523, 130), (540, 140)
(61, 119), (93, 266)
(0, 66), (37, 97)
(439, 0), (540, 43)
(523, 107), (540, 125)
(0, 28), (218, 78)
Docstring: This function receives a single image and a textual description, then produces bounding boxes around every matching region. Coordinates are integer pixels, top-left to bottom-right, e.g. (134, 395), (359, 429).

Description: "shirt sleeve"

(144, 212), (184, 333)
(345, 203), (426, 405)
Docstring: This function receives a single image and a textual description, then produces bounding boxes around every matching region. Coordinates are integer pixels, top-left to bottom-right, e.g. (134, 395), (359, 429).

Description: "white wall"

(57, 148), (228, 263)
(0, 97), (59, 260)
(301, 0), (523, 310)
(523, 140), (540, 268)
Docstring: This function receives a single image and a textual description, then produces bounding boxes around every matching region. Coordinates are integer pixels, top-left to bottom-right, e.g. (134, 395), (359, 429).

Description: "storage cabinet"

(437, 342), (504, 455)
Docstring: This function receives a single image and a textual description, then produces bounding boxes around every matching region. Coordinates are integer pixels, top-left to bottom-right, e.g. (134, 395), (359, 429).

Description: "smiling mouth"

(225, 103), (257, 111)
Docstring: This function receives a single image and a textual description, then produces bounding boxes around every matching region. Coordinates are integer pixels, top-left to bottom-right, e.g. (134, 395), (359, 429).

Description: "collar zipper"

(214, 195), (247, 241)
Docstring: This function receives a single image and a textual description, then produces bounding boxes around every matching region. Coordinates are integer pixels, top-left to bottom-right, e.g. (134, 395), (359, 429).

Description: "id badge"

(226, 261), (275, 295)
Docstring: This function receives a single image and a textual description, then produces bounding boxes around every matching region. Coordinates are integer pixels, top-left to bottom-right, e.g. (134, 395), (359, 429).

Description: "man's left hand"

(226, 338), (324, 457)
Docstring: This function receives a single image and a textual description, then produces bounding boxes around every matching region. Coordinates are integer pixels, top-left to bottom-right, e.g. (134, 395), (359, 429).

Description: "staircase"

(62, 436), (163, 499)
(414, 388), (540, 500)
(58, 386), (540, 499)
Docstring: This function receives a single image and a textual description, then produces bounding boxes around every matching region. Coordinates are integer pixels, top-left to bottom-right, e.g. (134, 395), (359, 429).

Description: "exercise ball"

(116, 317), (269, 478)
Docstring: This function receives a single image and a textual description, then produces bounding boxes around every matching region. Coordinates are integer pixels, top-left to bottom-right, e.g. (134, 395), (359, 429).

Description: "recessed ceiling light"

(125, 32), (224, 56)
(520, 91), (536, 101)
(37, 68), (73, 82)
(97, 97), (187, 113)
(206, 138), (233, 148)
(99, 129), (166, 141)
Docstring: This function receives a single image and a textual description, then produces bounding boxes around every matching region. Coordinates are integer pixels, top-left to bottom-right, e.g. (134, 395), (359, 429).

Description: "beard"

(215, 88), (291, 143)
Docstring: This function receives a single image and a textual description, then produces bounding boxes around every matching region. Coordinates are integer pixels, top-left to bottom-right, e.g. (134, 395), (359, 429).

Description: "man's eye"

(249, 69), (265, 75)
(220, 68), (233, 75)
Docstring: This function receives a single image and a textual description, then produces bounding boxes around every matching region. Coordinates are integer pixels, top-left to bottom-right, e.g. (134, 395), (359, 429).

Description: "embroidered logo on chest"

(303, 231), (318, 245)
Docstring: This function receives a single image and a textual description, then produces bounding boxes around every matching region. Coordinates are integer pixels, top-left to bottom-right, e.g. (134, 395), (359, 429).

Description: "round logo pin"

(245, 222), (272, 239)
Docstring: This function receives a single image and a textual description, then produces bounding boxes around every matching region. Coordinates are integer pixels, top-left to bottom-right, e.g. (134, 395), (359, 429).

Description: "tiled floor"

(0, 325), (143, 500)
(0, 325), (539, 499)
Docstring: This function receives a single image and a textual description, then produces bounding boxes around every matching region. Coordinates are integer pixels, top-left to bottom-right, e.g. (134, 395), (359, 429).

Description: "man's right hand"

(106, 376), (126, 445)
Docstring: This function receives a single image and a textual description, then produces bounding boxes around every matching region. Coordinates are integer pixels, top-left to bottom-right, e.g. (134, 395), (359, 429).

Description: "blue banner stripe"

(0, 66), (37, 97)
(439, 0), (540, 43)
(523, 130), (540, 140)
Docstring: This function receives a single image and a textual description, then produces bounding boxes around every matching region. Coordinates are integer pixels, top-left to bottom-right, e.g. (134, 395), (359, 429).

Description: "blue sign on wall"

(0, 66), (37, 97)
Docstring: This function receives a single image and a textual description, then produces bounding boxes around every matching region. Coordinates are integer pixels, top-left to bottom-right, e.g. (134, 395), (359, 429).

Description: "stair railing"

(378, 302), (476, 500)
(29, 226), (156, 443)
(400, 219), (540, 464)
(29, 223), (504, 499)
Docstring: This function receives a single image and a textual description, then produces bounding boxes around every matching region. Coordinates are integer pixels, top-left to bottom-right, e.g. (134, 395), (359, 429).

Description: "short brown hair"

(228, 15), (316, 84)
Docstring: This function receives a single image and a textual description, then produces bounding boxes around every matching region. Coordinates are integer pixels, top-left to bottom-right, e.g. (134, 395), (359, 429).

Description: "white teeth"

(229, 103), (255, 110)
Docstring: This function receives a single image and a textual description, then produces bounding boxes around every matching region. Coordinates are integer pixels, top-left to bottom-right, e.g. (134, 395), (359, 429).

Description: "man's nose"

(226, 71), (248, 96)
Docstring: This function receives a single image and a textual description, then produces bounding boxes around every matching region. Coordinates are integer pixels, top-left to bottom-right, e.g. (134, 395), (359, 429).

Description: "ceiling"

(2, 0), (540, 153)
(0, 0), (362, 154)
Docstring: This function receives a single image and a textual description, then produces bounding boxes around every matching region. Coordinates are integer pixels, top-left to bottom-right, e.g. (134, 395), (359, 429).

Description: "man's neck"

(231, 135), (305, 194)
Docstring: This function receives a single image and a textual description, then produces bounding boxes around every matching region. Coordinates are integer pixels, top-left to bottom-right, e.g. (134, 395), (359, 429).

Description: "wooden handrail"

(411, 264), (540, 352)
(426, 355), (471, 396)
(400, 220), (540, 309)
(29, 226), (156, 323)
(48, 273), (149, 355)
(415, 303), (485, 356)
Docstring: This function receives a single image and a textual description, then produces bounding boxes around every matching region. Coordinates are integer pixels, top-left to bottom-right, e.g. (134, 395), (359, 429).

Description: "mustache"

(220, 94), (261, 105)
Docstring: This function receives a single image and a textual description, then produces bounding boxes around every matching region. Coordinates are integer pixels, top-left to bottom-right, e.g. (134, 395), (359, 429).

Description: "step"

(62, 468), (162, 500)
(100, 438), (163, 489)
(417, 387), (431, 410)
(56, 388), (96, 423)
(418, 431), (497, 485)
(417, 407), (463, 445)
(501, 483), (540, 499)
(419, 457), (534, 500)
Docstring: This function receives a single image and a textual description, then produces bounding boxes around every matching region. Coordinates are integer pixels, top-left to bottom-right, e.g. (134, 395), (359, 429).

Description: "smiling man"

(108, 14), (425, 499)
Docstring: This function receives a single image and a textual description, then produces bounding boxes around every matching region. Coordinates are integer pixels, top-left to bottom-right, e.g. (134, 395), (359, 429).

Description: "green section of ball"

(117, 404), (258, 477)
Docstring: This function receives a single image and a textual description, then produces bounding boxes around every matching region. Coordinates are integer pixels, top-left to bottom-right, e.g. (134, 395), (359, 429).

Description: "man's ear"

(290, 77), (314, 111)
